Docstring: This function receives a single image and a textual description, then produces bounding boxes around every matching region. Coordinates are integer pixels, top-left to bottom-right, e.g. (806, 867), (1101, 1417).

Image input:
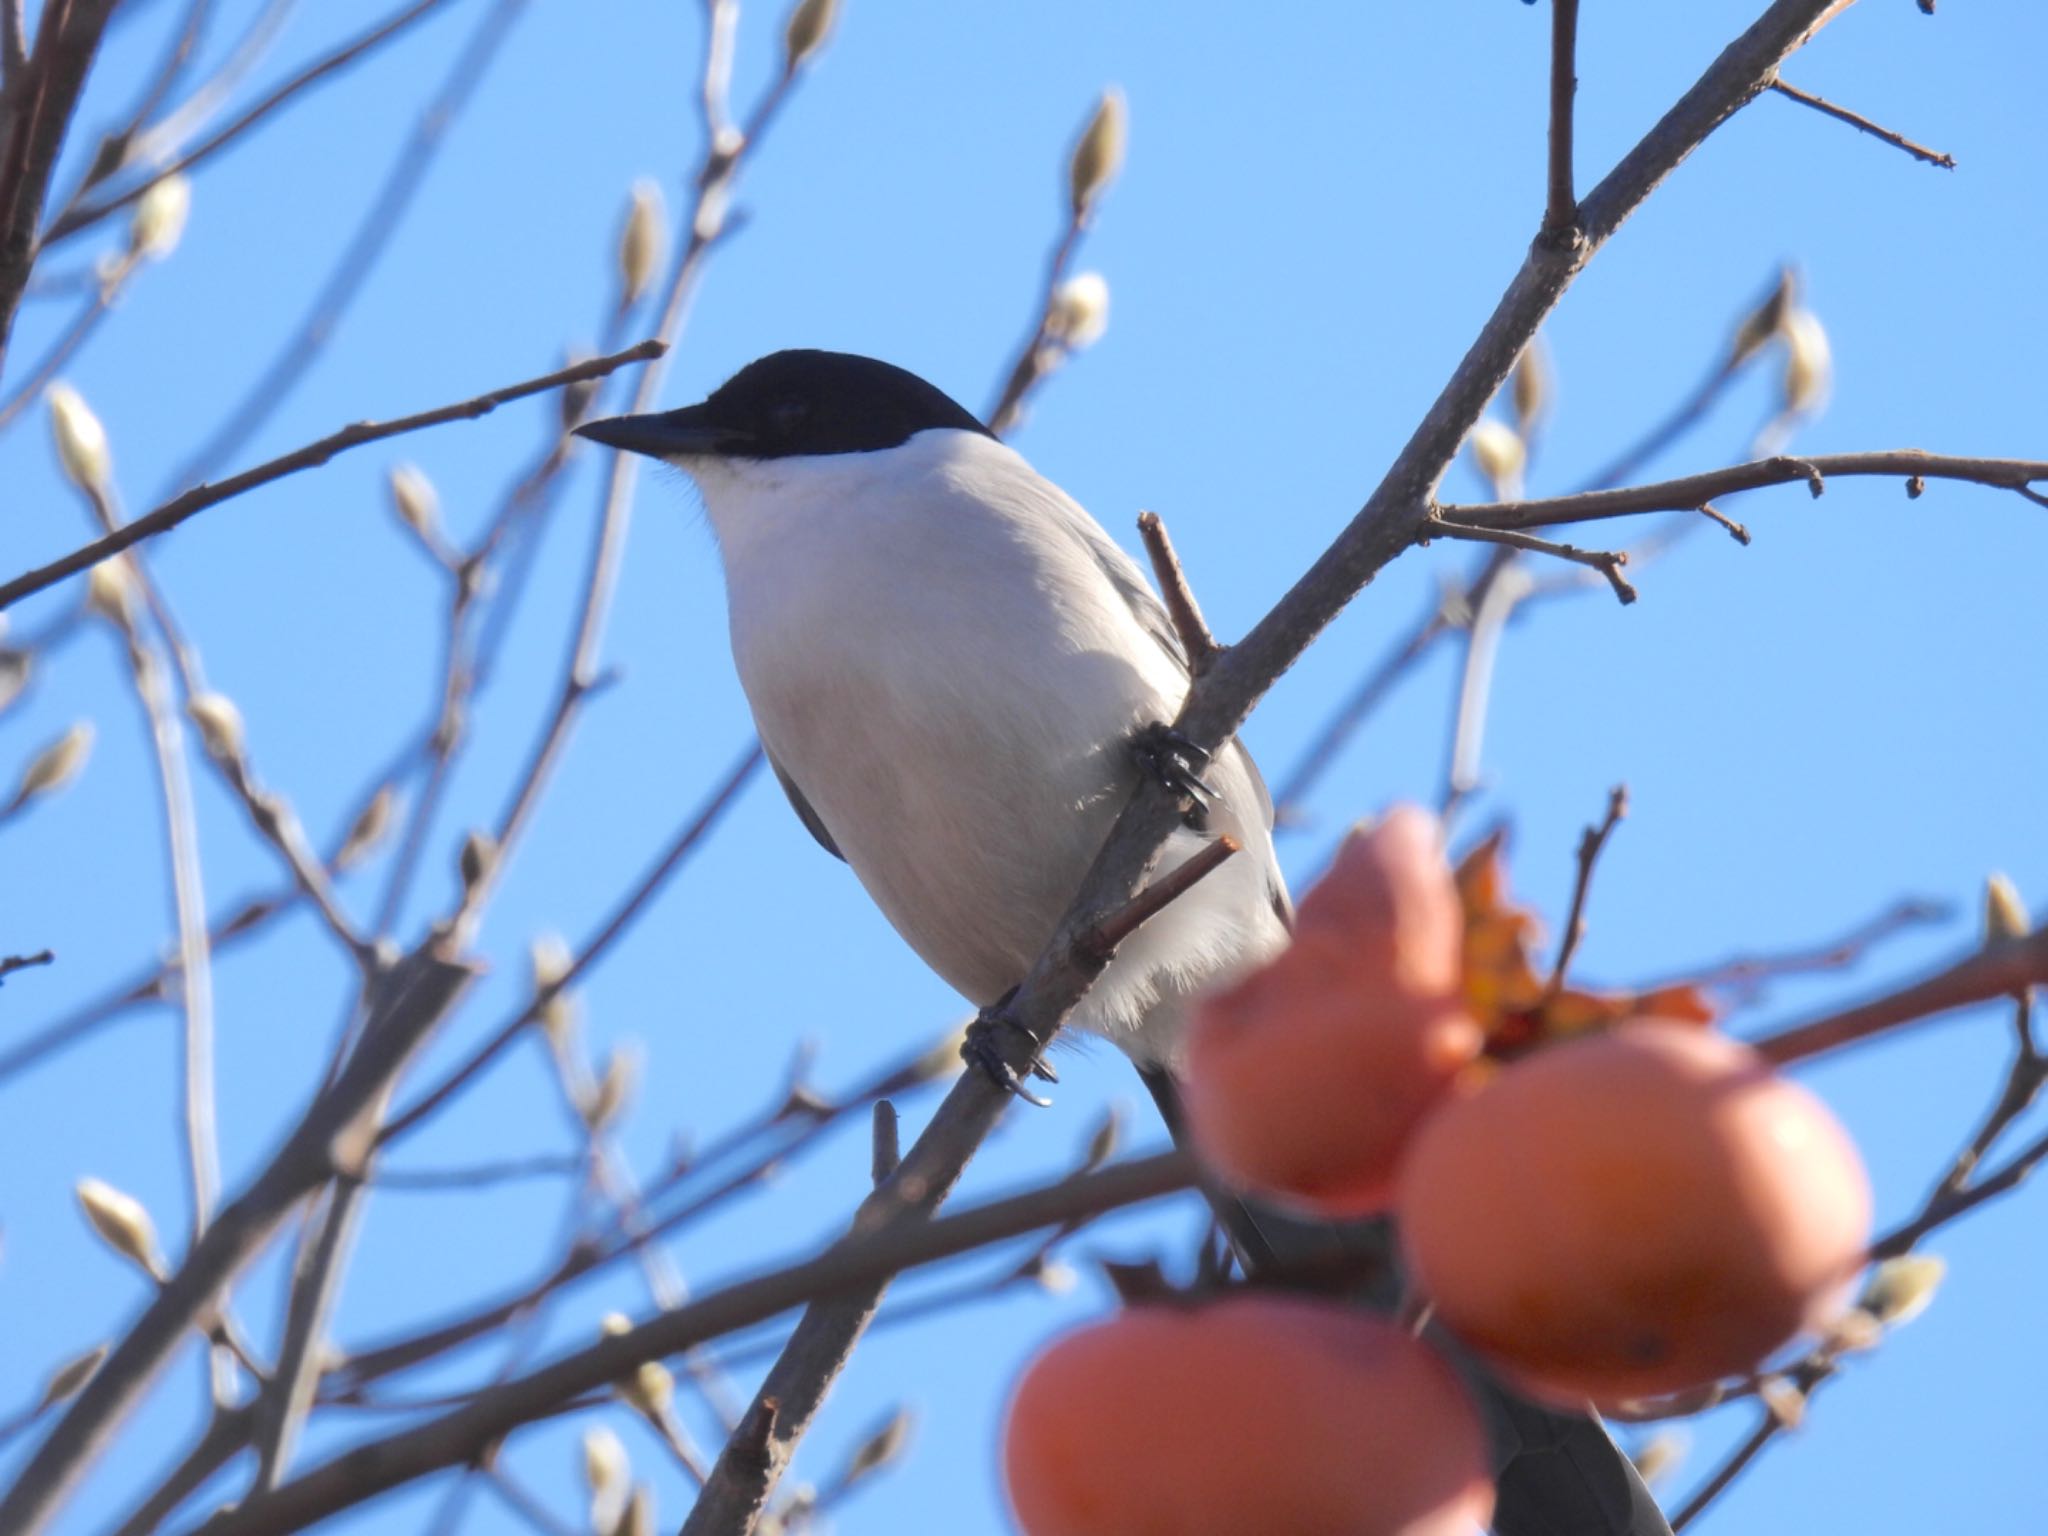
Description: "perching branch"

(0, 340), (665, 615)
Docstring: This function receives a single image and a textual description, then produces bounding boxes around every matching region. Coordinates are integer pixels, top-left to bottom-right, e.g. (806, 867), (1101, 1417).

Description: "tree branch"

(175, 1152), (1197, 1535)
(0, 341), (665, 616)
(1437, 450), (2048, 534)
(1767, 76), (1955, 169)
(1543, 0), (1582, 241)
(1136, 511), (1221, 676)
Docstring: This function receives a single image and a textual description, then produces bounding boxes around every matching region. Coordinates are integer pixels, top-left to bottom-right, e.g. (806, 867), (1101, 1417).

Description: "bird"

(575, 348), (1291, 1085)
(577, 348), (1672, 1536)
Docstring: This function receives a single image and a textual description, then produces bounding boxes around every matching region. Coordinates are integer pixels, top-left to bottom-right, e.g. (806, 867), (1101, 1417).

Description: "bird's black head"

(574, 349), (992, 461)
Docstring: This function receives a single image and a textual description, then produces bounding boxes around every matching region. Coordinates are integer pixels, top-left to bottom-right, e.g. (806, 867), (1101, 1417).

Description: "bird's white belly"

(735, 554), (1170, 1008)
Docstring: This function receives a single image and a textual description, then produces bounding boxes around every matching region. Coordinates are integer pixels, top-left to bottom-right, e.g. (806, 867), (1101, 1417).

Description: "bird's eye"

(771, 397), (812, 435)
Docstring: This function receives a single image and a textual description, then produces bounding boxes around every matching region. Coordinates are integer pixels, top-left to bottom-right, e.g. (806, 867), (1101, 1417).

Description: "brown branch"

(1437, 451), (2048, 535)
(0, 0), (118, 367)
(1669, 1414), (1776, 1530)
(1082, 837), (1239, 958)
(374, 1154), (584, 1192)
(42, 0), (461, 244)
(1424, 514), (1637, 604)
(0, 341), (664, 615)
(1546, 784), (1628, 998)
(154, 0), (528, 492)
(1767, 76), (1955, 169)
(186, 1151), (1195, 1536)
(1750, 925), (2048, 1067)
(1135, 511), (1221, 676)
(1543, 0), (1583, 241)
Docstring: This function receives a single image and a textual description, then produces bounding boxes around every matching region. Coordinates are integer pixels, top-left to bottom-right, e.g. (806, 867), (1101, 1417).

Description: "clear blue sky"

(2, 2), (2043, 1532)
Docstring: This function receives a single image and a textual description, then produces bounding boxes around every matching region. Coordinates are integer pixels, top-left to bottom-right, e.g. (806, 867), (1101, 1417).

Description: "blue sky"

(1, 2), (2043, 1532)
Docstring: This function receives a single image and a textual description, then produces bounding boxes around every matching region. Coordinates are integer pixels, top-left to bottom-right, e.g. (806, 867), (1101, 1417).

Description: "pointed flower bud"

(1468, 418), (1526, 499)
(1629, 1430), (1686, 1487)
(0, 649), (28, 716)
(840, 1406), (913, 1486)
(617, 180), (665, 305)
(336, 785), (398, 871)
(129, 173), (192, 261)
(35, 1344), (109, 1411)
(1984, 873), (2029, 943)
(47, 384), (111, 492)
(581, 1043), (641, 1133)
(186, 692), (246, 764)
(76, 1177), (165, 1279)
(1730, 265), (1797, 366)
(1860, 1253), (1944, 1326)
(17, 722), (94, 804)
(1068, 88), (1127, 217)
(387, 463), (440, 543)
(783, 0), (839, 72)
(1046, 271), (1110, 351)
(583, 1425), (630, 1534)
(85, 560), (133, 625)
(458, 829), (496, 894)
(600, 1313), (674, 1420)
(1511, 336), (1554, 437)
(1780, 307), (1831, 415)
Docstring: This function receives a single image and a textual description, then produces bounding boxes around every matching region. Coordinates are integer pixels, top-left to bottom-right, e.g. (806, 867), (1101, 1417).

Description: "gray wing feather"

(768, 749), (844, 862)
(1039, 491), (1281, 842)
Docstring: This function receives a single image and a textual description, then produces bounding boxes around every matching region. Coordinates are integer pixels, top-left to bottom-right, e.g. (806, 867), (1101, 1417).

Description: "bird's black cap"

(575, 349), (992, 461)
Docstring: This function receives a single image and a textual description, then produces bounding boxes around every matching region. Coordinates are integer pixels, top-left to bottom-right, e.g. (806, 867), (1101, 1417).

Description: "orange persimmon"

(1182, 808), (1480, 1215)
(1397, 1022), (1871, 1406)
(1003, 1294), (1494, 1536)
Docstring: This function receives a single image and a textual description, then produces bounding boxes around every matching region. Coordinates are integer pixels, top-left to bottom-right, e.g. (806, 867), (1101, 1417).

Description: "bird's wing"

(1037, 487), (1282, 844)
(767, 748), (844, 861)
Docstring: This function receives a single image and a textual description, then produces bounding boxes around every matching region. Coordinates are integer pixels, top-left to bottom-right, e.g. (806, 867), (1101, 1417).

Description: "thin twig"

(1635, 896), (1948, 1005)
(1425, 514), (1637, 604)
(374, 1154), (585, 1191)
(986, 214), (1086, 436)
(1767, 76), (1955, 169)
(1136, 511), (1221, 676)
(0, 341), (664, 615)
(1546, 784), (1628, 999)
(0, 947), (53, 980)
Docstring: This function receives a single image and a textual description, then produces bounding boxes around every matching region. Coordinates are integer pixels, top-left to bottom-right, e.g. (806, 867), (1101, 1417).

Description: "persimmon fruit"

(1002, 1294), (1495, 1536)
(1183, 807), (1480, 1215)
(1396, 1021), (1871, 1406)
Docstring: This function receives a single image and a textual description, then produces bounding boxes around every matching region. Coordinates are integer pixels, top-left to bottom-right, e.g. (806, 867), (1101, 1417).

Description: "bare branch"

(0, 0), (119, 365)
(186, 1151), (1196, 1535)
(1424, 514), (1637, 605)
(0, 947), (53, 980)
(1543, 0), (1583, 241)
(1136, 511), (1221, 676)
(1768, 76), (1956, 169)
(0, 340), (665, 615)
(1436, 450), (2048, 535)
(1750, 925), (2048, 1066)
(1546, 784), (1628, 998)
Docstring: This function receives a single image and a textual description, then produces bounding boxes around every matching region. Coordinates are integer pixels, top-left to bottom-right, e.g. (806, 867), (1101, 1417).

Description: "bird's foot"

(1131, 722), (1217, 816)
(963, 1003), (1057, 1106)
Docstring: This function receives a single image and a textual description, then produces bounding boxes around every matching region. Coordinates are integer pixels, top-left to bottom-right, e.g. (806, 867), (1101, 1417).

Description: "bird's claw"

(963, 1009), (1056, 1106)
(1131, 722), (1218, 810)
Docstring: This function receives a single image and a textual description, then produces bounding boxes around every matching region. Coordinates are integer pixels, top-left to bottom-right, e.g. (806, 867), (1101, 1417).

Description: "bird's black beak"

(574, 405), (751, 459)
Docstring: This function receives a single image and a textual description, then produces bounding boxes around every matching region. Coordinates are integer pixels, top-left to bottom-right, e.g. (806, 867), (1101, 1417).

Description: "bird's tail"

(1137, 1066), (1673, 1536)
